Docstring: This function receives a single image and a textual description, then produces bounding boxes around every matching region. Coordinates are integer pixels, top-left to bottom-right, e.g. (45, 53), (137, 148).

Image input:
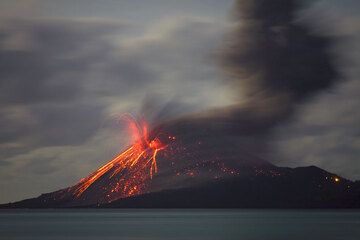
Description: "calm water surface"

(0, 209), (359, 240)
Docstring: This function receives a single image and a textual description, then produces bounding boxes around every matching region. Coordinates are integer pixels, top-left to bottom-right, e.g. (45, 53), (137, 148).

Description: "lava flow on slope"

(69, 114), (176, 203)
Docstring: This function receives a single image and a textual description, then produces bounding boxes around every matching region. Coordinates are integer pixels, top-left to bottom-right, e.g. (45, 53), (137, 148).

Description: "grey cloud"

(0, 19), (127, 104)
(0, 18), (156, 148)
(0, 50), (80, 104)
(30, 103), (105, 146)
(23, 156), (59, 175)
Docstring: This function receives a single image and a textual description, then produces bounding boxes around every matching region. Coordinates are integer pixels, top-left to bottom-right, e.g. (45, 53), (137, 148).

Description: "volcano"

(1, 116), (359, 208)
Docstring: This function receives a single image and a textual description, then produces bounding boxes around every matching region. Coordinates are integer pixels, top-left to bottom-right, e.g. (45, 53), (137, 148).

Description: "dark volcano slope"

(0, 188), (74, 209)
(102, 166), (360, 208)
(3, 165), (359, 209)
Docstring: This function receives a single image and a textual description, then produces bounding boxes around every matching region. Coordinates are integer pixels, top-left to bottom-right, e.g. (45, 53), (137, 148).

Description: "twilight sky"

(0, 0), (359, 203)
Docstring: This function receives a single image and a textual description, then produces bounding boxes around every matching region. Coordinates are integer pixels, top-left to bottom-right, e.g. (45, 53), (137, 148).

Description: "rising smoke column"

(223, 0), (338, 115)
(154, 0), (339, 174)
(161, 0), (338, 140)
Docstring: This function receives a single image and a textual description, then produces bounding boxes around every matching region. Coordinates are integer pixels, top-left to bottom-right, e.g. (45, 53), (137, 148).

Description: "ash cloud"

(155, 0), (339, 166)
(223, 0), (338, 110)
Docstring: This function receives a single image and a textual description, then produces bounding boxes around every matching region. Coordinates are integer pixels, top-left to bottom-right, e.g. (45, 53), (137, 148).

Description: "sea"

(0, 209), (359, 240)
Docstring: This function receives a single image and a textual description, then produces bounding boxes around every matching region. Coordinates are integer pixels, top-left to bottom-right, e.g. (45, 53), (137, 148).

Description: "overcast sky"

(0, 0), (359, 203)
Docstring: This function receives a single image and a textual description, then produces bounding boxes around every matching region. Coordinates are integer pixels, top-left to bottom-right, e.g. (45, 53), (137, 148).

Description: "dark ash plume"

(158, 0), (339, 137)
(152, 0), (339, 171)
(223, 0), (338, 110)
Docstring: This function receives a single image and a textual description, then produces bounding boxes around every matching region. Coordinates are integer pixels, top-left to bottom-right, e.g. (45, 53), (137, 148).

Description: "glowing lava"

(73, 114), (169, 199)
(70, 114), (266, 204)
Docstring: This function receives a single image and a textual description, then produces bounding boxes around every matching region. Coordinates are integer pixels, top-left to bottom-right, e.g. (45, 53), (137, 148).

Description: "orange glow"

(70, 114), (259, 203)
(73, 114), (169, 199)
(334, 177), (340, 182)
